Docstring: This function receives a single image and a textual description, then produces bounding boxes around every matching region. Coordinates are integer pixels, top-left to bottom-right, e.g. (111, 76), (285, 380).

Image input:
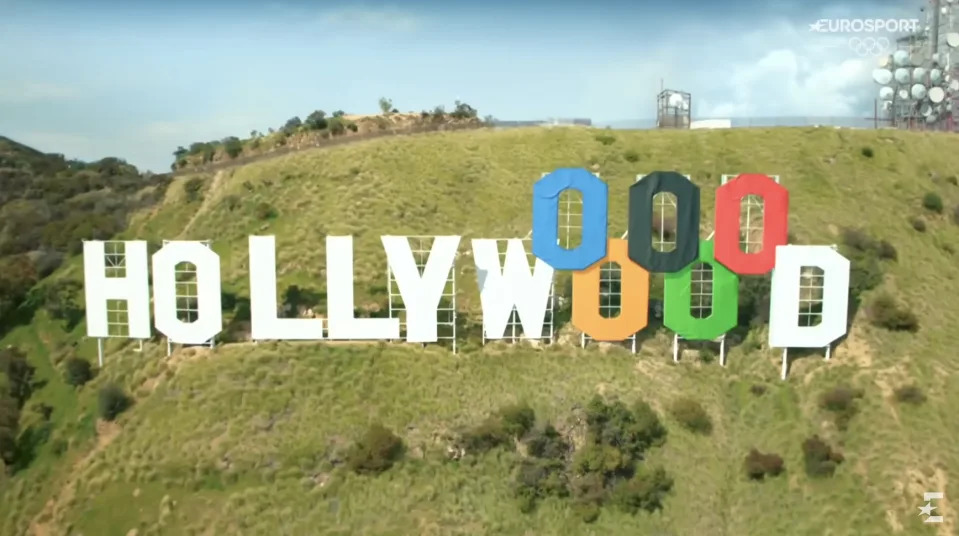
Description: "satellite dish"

(909, 52), (924, 65)
(667, 93), (684, 107)
(893, 50), (910, 66)
(873, 69), (893, 84)
(929, 86), (946, 103)
(931, 69), (943, 83)
(878, 55), (893, 68)
(947, 101), (954, 111)
(879, 86), (895, 99)
(911, 83), (928, 99)
(932, 53), (942, 65)
(950, 79), (959, 91)
(913, 67), (927, 81)
(894, 68), (911, 84)
(898, 88), (910, 99)
(882, 100), (893, 111)
(927, 114), (938, 123)
(947, 33), (959, 47)
(921, 102), (933, 116)
(943, 6), (949, 14)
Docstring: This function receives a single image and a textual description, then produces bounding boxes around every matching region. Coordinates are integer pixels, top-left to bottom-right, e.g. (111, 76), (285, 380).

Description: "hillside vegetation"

(2, 126), (959, 535)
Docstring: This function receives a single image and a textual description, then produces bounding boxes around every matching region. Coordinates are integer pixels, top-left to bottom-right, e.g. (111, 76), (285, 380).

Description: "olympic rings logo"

(848, 36), (890, 57)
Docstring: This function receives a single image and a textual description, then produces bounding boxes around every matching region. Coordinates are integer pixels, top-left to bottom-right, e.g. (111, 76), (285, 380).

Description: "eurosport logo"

(809, 18), (920, 33)
(848, 37), (890, 57)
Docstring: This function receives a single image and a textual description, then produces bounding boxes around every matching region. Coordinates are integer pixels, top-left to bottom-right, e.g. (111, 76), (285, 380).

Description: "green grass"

(3, 126), (959, 535)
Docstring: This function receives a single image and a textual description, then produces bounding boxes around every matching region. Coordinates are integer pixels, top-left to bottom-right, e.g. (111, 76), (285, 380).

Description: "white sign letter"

(82, 241), (151, 338)
(248, 236), (324, 340)
(382, 236), (460, 343)
(326, 236), (400, 340)
(152, 241), (223, 344)
(471, 239), (554, 339)
(769, 245), (850, 348)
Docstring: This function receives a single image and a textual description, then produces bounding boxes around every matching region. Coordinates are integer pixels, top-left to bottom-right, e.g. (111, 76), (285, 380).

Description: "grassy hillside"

(2, 126), (959, 536)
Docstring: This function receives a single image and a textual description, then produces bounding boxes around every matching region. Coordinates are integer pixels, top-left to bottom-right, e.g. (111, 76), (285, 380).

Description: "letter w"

(471, 239), (555, 339)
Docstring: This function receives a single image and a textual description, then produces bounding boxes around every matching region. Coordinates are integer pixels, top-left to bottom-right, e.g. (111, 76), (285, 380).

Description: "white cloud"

(317, 5), (423, 33)
(0, 81), (78, 103)
(586, 20), (878, 121)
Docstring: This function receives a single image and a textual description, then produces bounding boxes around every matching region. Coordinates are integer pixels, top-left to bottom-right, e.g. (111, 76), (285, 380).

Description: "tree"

(332, 110), (346, 118)
(222, 136), (243, 158)
(173, 146), (187, 159)
(98, 383), (132, 421)
(0, 346), (35, 407)
(305, 110), (328, 130)
(281, 116), (302, 135)
(378, 97), (393, 114)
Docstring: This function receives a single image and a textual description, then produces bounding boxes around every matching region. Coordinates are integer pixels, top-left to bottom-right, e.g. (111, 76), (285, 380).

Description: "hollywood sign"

(82, 169), (851, 372)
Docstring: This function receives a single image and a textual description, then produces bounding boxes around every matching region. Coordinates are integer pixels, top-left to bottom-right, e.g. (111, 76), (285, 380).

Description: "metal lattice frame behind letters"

(386, 236), (458, 353)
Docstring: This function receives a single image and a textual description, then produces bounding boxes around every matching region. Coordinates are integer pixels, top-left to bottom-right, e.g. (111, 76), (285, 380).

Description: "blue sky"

(0, 0), (924, 172)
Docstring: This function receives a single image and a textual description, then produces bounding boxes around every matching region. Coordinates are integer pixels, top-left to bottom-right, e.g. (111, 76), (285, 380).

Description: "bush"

(818, 385), (863, 430)
(64, 357), (93, 387)
(953, 205), (959, 225)
(461, 402), (535, 454)
(802, 435), (844, 477)
(183, 177), (203, 202)
(609, 465), (673, 514)
(750, 384), (767, 396)
(894, 384), (926, 405)
(255, 202), (277, 220)
(525, 424), (569, 459)
(222, 137), (243, 158)
(668, 397), (712, 434)
(594, 133), (616, 145)
(867, 293), (919, 332)
(861, 146), (874, 157)
(911, 217), (927, 232)
(623, 150), (640, 162)
(584, 397), (667, 456)
(97, 383), (132, 421)
(922, 192), (943, 213)
(744, 448), (785, 480)
(513, 457), (568, 512)
(346, 423), (405, 475)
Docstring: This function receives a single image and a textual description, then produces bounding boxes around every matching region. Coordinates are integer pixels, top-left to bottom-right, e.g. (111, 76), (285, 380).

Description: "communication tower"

(874, 0), (959, 131)
(656, 90), (692, 129)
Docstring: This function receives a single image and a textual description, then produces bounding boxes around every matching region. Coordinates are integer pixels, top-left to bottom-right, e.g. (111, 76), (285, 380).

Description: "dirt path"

(178, 169), (226, 238)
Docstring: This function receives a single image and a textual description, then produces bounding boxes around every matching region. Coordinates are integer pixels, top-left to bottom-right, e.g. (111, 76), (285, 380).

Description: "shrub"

(183, 177), (203, 202)
(64, 357), (93, 387)
(461, 402), (535, 454)
(609, 465), (673, 514)
(97, 383), (132, 421)
(584, 397), (667, 456)
(802, 435), (844, 477)
(525, 424), (569, 459)
(750, 384), (767, 396)
(744, 448), (784, 480)
(894, 384), (926, 405)
(594, 133), (616, 145)
(513, 457), (568, 512)
(911, 217), (927, 232)
(345, 423), (405, 475)
(867, 293), (919, 332)
(875, 240), (897, 260)
(922, 192), (943, 213)
(860, 146), (874, 157)
(623, 150), (640, 162)
(498, 402), (536, 438)
(953, 205), (959, 225)
(669, 397), (712, 434)
(255, 202), (277, 220)
(818, 385), (863, 430)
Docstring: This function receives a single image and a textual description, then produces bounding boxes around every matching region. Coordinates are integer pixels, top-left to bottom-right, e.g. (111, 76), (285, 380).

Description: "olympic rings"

(848, 36), (890, 57)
